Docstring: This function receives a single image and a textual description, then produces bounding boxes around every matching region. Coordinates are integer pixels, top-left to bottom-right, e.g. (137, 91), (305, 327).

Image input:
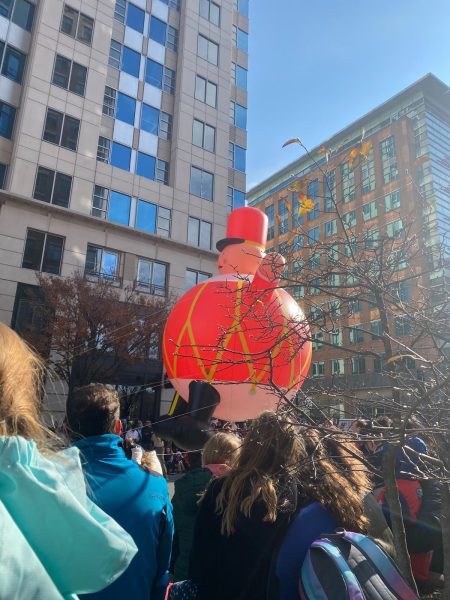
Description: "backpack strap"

(301, 539), (366, 600)
(339, 532), (419, 600)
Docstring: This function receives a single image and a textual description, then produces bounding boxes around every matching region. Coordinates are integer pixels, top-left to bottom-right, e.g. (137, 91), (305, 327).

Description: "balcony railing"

(134, 280), (167, 297)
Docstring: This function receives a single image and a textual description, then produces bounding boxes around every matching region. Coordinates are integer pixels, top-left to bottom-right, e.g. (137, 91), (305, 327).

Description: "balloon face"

(217, 243), (264, 276)
(163, 274), (312, 421)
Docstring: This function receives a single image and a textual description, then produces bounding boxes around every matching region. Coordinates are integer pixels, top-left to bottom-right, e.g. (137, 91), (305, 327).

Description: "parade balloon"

(163, 207), (312, 422)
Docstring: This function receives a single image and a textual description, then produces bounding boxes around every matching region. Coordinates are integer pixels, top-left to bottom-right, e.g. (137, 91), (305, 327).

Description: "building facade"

(248, 74), (450, 419)
(0, 0), (249, 419)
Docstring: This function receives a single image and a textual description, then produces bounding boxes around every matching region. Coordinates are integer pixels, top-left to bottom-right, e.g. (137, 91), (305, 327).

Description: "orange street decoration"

(360, 141), (373, 160)
(297, 194), (315, 215)
(163, 207), (312, 422)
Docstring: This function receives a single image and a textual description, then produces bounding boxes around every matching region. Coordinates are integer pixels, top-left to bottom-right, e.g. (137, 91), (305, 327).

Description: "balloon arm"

(249, 252), (285, 293)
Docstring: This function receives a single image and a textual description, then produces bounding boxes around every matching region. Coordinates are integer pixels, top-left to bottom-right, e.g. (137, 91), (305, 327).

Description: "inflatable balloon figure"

(153, 207), (312, 449)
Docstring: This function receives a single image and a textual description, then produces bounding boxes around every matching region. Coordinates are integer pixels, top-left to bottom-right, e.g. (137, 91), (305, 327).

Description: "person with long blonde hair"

(0, 323), (136, 598)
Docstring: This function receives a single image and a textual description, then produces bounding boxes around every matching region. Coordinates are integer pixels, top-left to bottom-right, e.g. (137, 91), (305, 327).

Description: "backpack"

(299, 529), (419, 600)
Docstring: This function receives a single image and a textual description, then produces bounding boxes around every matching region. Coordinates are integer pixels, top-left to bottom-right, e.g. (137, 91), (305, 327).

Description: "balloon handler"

(153, 207), (312, 450)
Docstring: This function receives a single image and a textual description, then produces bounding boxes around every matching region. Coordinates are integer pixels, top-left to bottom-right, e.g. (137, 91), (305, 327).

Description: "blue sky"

(246, 0), (450, 190)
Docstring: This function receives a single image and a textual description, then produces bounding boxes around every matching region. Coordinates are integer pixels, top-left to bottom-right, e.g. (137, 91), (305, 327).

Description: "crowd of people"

(0, 322), (445, 599)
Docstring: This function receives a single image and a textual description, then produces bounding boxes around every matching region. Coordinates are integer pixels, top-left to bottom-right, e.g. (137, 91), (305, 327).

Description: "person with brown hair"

(67, 383), (173, 600)
(171, 432), (241, 582)
(0, 323), (136, 599)
(169, 412), (301, 600)
(275, 426), (389, 599)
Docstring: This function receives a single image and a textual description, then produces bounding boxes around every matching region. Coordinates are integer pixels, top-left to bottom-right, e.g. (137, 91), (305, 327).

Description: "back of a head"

(238, 411), (301, 476)
(202, 432), (241, 467)
(66, 383), (120, 438)
(0, 323), (48, 447)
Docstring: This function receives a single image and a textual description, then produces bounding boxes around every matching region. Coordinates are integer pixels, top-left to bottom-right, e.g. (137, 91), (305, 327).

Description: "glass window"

(192, 119), (215, 152)
(343, 210), (357, 230)
(159, 111), (172, 140)
(157, 206), (171, 236)
(141, 103), (159, 134)
(110, 142), (131, 170)
(197, 34), (218, 65)
(194, 75), (217, 107)
(349, 326), (364, 344)
(43, 108), (63, 145)
(341, 160), (355, 202)
(324, 171), (336, 212)
(52, 55), (71, 89)
(122, 46), (140, 77)
(308, 226), (320, 244)
(109, 39), (121, 69)
(163, 66), (175, 94)
(61, 4), (77, 37)
(330, 329), (343, 346)
(52, 172), (72, 207)
(85, 245), (120, 280)
(61, 114), (79, 150)
(331, 359), (345, 376)
(351, 357), (366, 375)
(155, 159), (169, 185)
(306, 178), (319, 220)
(33, 167), (54, 203)
(146, 58), (163, 88)
(43, 109), (79, 150)
(149, 16), (166, 45)
(384, 190), (400, 212)
(126, 3), (144, 32)
(361, 148), (375, 194)
(187, 216), (211, 249)
(235, 64), (247, 90)
(69, 61), (87, 95)
(0, 101), (16, 139)
(233, 189), (245, 210)
(136, 199), (157, 233)
(199, 0), (220, 25)
(116, 92), (136, 125)
(114, 0), (126, 23)
(380, 136), (398, 184)
(2, 45), (26, 83)
(234, 103), (247, 129)
(103, 86), (116, 116)
(23, 230), (44, 270)
(96, 136), (111, 163)
(108, 190), (131, 225)
(136, 152), (156, 180)
(386, 218), (403, 238)
(324, 219), (337, 237)
(77, 12), (94, 43)
(190, 166), (213, 201)
(237, 0), (249, 17)
(92, 185), (108, 218)
(0, 163), (6, 188)
(136, 258), (167, 296)
(166, 25), (178, 52)
(236, 28), (248, 52)
(12, 0), (34, 30)
(312, 362), (325, 378)
(362, 200), (377, 221)
(61, 5), (93, 44)
(186, 269), (211, 290)
(265, 204), (274, 240)
(22, 230), (64, 274)
(232, 144), (246, 172)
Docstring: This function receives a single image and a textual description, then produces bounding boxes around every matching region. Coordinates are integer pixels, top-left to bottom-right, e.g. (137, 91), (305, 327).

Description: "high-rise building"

(0, 0), (249, 419)
(248, 74), (450, 418)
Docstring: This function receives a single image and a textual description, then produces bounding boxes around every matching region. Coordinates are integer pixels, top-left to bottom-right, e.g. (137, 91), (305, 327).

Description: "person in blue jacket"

(67, 383), (174, 600)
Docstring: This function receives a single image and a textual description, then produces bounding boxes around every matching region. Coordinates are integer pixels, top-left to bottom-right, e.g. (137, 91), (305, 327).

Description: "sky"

(246, 0), (450, 190)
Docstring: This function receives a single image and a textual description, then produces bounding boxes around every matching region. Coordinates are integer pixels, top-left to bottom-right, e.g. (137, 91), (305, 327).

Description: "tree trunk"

(442, 483), (450, 600)
(383, 445), (418, 591)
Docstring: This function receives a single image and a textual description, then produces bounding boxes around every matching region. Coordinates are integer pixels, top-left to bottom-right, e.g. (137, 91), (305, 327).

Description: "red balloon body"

(163, 274), (312, 421)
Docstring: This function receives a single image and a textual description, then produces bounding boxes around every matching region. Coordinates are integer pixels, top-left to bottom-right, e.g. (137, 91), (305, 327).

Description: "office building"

(248, 74), (449, 418)
(0, 0), (249, 419)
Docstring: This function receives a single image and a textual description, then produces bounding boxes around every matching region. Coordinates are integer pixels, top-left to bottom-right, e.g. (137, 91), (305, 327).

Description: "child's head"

(202, 431), (241, 467)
